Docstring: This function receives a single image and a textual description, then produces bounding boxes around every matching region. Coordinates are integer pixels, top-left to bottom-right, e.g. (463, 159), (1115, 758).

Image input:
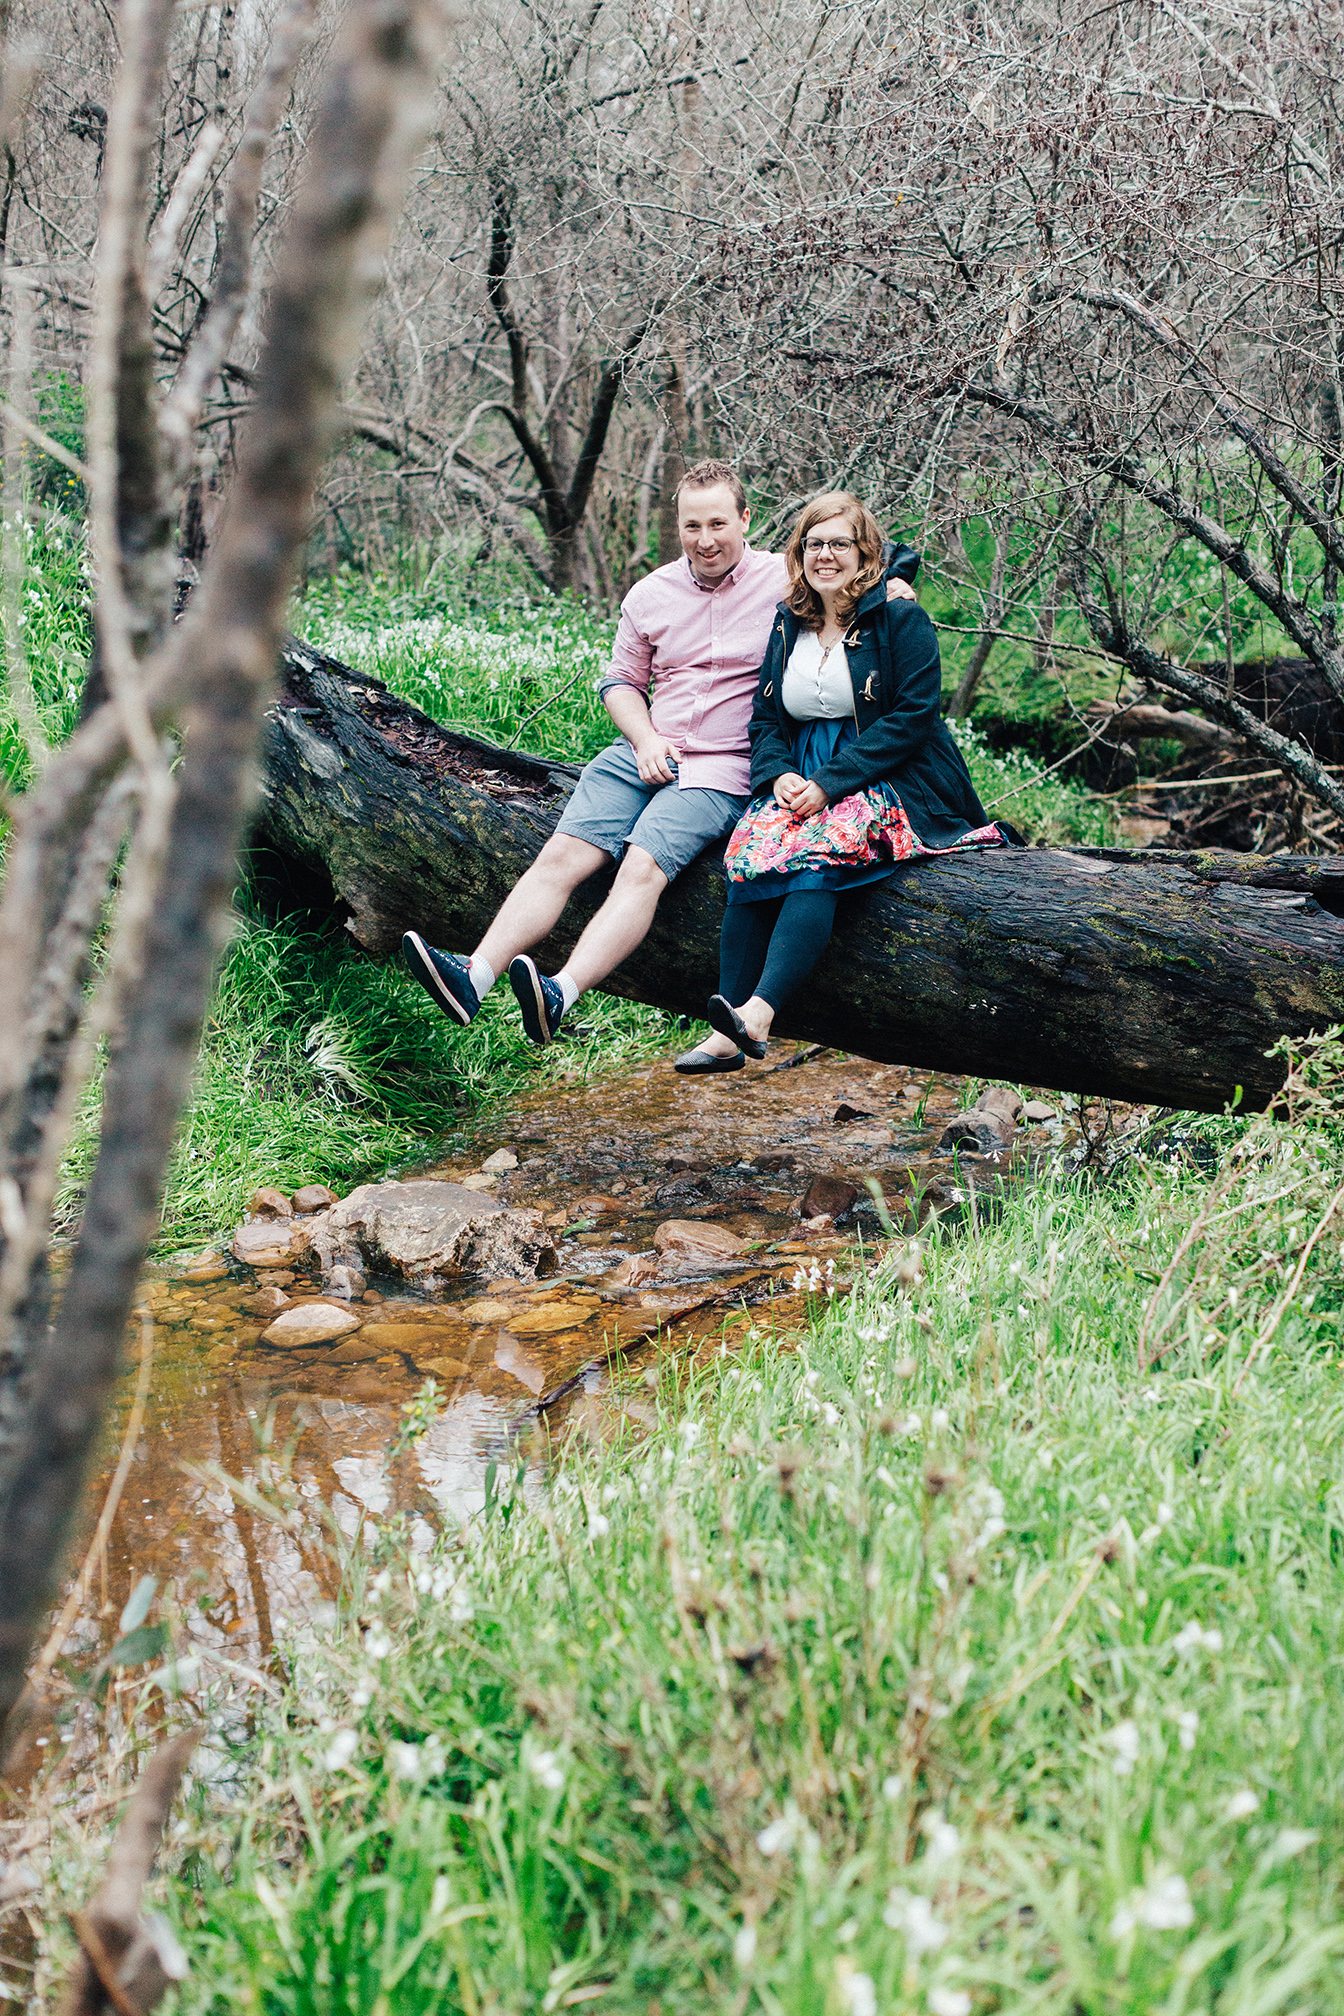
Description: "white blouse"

(781, 630), (853, 720)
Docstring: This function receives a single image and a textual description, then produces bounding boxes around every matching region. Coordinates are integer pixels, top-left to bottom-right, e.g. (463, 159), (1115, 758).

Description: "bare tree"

(0, 0), (448, 1731)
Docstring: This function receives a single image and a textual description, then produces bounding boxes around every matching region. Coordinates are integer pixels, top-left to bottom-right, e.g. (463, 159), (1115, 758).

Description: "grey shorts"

(554, 739), (745, 883)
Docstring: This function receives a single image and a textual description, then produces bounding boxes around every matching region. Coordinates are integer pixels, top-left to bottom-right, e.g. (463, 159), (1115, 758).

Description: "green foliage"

(0, 513), (93, 790)
(55, 903), (680, 1248)
(103, 1038), (1344, 2013)
(30, 374), (88, 516)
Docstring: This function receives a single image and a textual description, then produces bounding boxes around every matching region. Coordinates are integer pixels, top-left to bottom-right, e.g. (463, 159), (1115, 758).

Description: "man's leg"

(560, 845), (668, 995)
(474, 832), (610, 977)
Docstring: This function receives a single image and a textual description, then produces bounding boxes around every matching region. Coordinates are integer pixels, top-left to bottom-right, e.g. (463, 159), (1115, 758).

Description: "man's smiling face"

(678, 483), (750, 585)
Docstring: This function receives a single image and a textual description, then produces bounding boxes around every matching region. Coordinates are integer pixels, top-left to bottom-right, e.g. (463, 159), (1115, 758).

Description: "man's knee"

(612, 845), (670, 896)
(533, 832), (609, 886)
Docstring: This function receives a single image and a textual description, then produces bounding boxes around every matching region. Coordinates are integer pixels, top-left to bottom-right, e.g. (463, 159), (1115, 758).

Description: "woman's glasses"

(804, 536), (855, 555)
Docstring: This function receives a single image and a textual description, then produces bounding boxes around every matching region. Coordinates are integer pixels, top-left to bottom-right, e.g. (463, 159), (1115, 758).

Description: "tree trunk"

(257, 641), (1344, 1115)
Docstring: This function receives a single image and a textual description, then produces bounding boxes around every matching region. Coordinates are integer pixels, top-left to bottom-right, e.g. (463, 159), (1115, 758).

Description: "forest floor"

(6, 556), (1344, 2015)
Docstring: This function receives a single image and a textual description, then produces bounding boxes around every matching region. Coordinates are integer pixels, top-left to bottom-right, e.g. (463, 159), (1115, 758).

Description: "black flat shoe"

(707, 994), (767, 1060)
(674, 1046), (745, 1075)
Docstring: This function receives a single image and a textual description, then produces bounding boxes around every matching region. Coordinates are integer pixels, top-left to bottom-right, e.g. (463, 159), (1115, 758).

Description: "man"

(402, 459), (914, 1044)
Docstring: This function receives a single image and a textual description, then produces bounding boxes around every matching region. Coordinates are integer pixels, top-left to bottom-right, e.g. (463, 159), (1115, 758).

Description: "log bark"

(257, 640), (1344, 1114)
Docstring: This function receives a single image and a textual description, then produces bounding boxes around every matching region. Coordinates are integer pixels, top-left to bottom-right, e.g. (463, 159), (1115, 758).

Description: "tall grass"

(33, 1041), (1344, 2013)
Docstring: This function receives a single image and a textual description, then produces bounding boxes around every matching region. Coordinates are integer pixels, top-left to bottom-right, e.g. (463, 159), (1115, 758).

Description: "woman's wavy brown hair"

(784, 491), (886, 630)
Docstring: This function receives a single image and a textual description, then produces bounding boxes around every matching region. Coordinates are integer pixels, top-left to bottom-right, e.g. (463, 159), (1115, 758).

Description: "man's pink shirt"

(601, 546), (787, 795)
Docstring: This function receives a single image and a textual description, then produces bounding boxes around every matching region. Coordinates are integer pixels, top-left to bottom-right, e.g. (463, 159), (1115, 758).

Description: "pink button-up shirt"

(600, 546), (788, 794)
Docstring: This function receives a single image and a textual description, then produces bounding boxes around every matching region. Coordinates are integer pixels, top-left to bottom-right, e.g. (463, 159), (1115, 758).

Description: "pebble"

(183, 1255), (230, 1283)
(459, 1173), (498, 1192)
(232, 1220), (297, 1266)
(1023, 1099), (1057, 1123)
(481, 1147), (518, 1172)
(460, 1298), (513, 1325)
(653, 1219), (747, 1263)
(292, 1184), (339, 1214)
(260, 1302), (362, 1348)
(249, 1188), (293, 1219)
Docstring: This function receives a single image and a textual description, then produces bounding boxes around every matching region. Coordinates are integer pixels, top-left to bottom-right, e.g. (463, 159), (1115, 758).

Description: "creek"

(60, 1043), (1071, 1683)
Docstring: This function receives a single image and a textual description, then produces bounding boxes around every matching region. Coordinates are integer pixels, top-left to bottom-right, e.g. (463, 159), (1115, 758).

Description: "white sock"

(467, 954), (495, 998)
(554, 968), (580, 1012)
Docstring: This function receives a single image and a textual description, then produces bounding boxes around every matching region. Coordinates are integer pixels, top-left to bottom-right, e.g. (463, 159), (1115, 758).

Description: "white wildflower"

(1105, 1720), (1140, 1775)
(1224, 1789), (1259, 1821)
(1175, 1710), (1199, 1752)
(323, 1728), (358, 1771)
(680, 1419), (702, 1446)
(756, 1804), (801, 1857)
(1172, 1620), (1223, 1655)
(528, 1747), (566, 1794)
(921, 1809), (960, 1867)
(733, 1924), (757, 1969)
(821, 1402), (841, 1427)
(1273, 1828), (1319, 1858)
(839, 1968), (876, 2016)
(930, 1408), (950, 1432)
(587, 1511), (611, 1538)
(363, 1628), (392, 1660)
(881, 1774), (904, 1801)
(1109, 1871), (1194, 1938)
(928, 1991), (972, 2016)
(884, 1888), (949, 1954)
(390, 1740), (423, 1781)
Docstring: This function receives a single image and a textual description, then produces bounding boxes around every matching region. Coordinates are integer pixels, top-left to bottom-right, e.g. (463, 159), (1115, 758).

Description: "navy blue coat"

(746, 546), (992, 849)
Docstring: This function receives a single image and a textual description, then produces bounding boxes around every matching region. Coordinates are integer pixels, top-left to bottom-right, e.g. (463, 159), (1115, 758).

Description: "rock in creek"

(938, 1084), (1023, 1155)
(294, 1179), (557, 1290)
(249, 1187), (293, 1218)
(1023, 1099), (1058, 1123)
(292, 1183), (339, 1214)
(653, 1219), (748, 1271)
(797, 1174), (860, 1222)
(261, 1302), (363, 1348)
(231, 1219), (298, 1267)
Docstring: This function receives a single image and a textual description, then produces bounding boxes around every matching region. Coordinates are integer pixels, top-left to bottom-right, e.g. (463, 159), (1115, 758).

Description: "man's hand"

(632, 733), (682, 785)
(886, 576), (916, 602)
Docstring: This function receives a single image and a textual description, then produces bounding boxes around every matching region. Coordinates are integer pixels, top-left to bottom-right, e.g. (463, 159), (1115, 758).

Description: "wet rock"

(976, 1086), (1024, 1125)
(461, 1297), (515, 1325)
(295, 1179), (556, 1290)
(240, 1287), (291, 1316)
(507, 1297), (603, 1334)
(756, 1153), (798, 1174)
(460, 1173), (498, 1192)
(420, 1356), (469, 1380)
(327, 1336), (386, 1364)
(231, 1220), (298, 1267)
(481, 1147), (518, 1172)
(261, 1302), (362, 1348)
(607, 1251), (660, 1289)
(356, 1322), (440, 1352)
(937, 1113), (1011, 1155)
(183, 1254), (230, 1283)
(797, 1174), (859, 1222)
(327, 1262), (367, 1301)
(666, 1156), (711, 1175)
(653, 1220), (748, 1270)
(1023, 1099), (1057, 1123)
(577, 1194), (620, 1215)
(292, 1183), (339, 1214)
(249, 1187), (293, 1218)
(833, 1103), (874, 1125)
(545, 1209), (570, 1228)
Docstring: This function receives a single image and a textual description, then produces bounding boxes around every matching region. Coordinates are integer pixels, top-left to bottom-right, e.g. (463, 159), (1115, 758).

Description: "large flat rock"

(295, 1179), (557, 1289)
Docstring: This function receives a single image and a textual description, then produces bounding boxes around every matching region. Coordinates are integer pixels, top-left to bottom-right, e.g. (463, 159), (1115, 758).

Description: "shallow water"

(63, 1044), (1065, 1676)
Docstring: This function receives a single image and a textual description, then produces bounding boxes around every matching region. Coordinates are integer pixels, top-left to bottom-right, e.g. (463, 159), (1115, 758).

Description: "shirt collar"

(684, 543), (754, 592)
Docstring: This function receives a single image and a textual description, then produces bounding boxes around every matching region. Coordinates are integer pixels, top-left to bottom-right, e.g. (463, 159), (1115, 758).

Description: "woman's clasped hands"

(774, 771), (828, 818)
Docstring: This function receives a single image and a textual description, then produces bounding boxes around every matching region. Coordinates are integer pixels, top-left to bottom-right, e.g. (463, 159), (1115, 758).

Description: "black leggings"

(718, 890), (839, 1012)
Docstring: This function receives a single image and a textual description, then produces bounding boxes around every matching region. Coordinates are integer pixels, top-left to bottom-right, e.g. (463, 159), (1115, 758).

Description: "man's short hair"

(674, 459), (747, 514)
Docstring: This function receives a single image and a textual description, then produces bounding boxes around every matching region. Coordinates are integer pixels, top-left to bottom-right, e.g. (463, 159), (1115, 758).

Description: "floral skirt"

(724, 718), (1003, 904)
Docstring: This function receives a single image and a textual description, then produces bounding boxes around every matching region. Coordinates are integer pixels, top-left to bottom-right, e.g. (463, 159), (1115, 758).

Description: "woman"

(675, 492), (1007, 1073)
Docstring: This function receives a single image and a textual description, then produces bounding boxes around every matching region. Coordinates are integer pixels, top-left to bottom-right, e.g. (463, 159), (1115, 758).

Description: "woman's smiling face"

(802, 513), (862, 602)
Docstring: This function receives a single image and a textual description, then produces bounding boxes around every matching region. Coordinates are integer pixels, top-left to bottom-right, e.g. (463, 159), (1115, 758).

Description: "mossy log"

(256, 639), (1344, 1113)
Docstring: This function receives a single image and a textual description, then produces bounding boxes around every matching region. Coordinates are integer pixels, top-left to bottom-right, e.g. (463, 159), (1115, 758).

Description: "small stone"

(507, 1299), (603, 1333)
(544, 1210), (569, 1228)
(460, 1173), (499, 1192)
(260, 1302), (362, 1348)
(326, 1336), (385, 1364)
(832, 1103), (874, 1125)
(1023, 1099), (1057, 1123)
(756, 1152), (798, 1174)
(481, 1147), (518, 1172)
(291, 1184), (339, 1214)
(241, 1287), (290, 1315)
(973, 1085), (1023, 1125)
(248, 1187), (293, 1218)
(327, 1262), (367, 1301)
(231, 1220), (297, 1267)
(420, 1356), (470, 1380)
(938, 1113), (1013, 1156)
(362, 1288), (384, 1302)
(797, 1174), (859, 1222)
(355, 1322), (435, 1351)
(461, 1298), (514, 1325)
(577, 1194), (619, 1216)
(608, 1251), (660, 1288)
(653, 1220), (747, 1268)
(183, 1255), (230, 1283)
(257, 1269), (296, 1287)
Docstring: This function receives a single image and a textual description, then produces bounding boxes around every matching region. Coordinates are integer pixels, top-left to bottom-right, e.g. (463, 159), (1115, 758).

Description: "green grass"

(33, 1038), (1344, 2013)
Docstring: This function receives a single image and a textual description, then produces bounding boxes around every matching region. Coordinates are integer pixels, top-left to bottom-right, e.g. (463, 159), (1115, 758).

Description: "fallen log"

(255, 639), (1344, 1113)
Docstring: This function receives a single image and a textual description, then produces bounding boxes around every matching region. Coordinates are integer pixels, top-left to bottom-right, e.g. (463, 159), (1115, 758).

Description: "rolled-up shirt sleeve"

(596, 603), (653, 702)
